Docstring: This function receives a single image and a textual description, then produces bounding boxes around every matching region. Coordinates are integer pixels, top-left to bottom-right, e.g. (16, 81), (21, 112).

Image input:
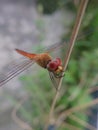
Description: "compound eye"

(53, 58), (62, 66)
(47, 61), (58, 71)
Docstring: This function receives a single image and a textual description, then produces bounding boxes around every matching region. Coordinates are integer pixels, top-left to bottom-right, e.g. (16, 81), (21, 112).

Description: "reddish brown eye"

(47, 61), (58, 71)
(53, 58), (62, 66)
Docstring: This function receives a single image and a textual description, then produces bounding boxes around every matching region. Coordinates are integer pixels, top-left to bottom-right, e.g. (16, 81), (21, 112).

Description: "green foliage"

(37, 0), (59, 14)
(19, 69), (55, 129)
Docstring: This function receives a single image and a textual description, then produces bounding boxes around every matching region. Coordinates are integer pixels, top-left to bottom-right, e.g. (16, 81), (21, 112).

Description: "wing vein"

(0, 59), (34, 87)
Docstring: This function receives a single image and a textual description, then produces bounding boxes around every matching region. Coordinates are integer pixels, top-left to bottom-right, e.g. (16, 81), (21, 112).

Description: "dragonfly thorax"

(34, 53), (52, 68)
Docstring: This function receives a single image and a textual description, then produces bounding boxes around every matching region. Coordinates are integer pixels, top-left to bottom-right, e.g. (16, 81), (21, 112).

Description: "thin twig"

(88, 86), (98, 94)
(47, 0), (89, 126)
(64, 122), (82, 130)
(12, 96), (34, 130)
(70, 114), (97, 130)
(56, 98), (98, 126)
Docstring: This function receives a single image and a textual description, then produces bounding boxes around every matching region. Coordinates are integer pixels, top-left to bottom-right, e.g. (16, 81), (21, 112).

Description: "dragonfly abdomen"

(15, 49), (37, 59)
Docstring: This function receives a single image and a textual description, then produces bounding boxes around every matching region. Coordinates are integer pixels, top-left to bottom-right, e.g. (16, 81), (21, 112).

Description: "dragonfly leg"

(54, 72), (65, 78)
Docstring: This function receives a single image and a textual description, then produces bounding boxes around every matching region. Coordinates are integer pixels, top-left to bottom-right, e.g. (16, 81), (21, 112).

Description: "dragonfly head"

(47, 58), (63, 73)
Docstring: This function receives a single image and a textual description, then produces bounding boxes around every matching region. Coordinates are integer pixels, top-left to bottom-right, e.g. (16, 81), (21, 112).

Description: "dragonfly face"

(47, 58), (64, 78)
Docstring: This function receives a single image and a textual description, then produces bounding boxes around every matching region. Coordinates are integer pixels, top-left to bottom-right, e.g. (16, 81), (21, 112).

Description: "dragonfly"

(0, 41), (66, 89)
(0, 29), (93, 89)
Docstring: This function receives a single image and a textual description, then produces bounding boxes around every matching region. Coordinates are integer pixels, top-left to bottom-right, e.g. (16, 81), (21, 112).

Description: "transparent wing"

(37, 29), (93, 54)
(45, 41), (67, 53)
(49, 71), (59, 90)
(0, 58), (34, 87)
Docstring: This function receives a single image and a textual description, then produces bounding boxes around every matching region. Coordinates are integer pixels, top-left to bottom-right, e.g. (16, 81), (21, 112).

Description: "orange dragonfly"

(0, 29), (93, 89)
(0, 41), (65, 89)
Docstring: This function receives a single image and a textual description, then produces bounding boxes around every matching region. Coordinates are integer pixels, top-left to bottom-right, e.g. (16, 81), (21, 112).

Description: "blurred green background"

(0, 0), (98, 130)
(18, 1), (98, 130)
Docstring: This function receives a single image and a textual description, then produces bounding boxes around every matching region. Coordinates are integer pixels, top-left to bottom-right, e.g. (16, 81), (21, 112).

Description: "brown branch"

(64, 122), (82, 130)
(88, 86), (98, 94)
(12, 96), (34, 130)
(46, 0), (89, 128)
(70, 114), (97, 130)
(56, 98), (98, 126)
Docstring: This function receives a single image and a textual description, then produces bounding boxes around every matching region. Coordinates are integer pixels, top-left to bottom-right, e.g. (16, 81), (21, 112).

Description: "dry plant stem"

(70, 114), (97, 130)
(56, 98), (98, 127)
(12, 96), (33, 130)
(64, 122), (82, 130)
(48, 0), (89, 124)
(88, 86), (98, 94)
